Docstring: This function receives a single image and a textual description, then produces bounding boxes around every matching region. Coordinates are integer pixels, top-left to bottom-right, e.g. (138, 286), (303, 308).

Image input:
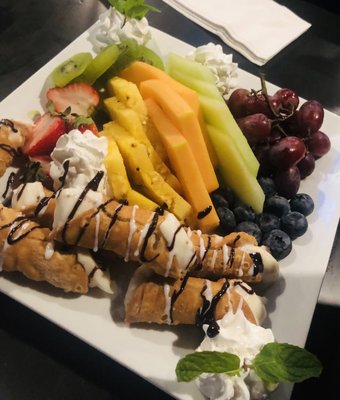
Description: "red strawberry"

(23, 112), (66, 157)
(77, 122), (99, 136)
(47, 82), (100, 116)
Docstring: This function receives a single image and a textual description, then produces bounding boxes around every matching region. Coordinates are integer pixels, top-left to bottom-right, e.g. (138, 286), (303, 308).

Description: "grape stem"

(259, 73), (280, 118)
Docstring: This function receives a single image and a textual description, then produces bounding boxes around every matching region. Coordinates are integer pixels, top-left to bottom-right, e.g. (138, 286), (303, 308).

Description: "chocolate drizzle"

(167, 224), (185, 252)
(59, 160), (70, 188)
(155, 202), (168, 216)
(99, 201), (124, 249)
(139, 212), (159, 262)
(197, 205), (212, 220)
(250, 252), (264, 276)
(0, 143), (20, 157)
(2, 171), (15, 198)
(196, 279), (230, 338)
(235, 280), (254, 295)
(0, 216), (40, 245)
(0, 119), (18, 132)
(60, 171), (104, 243)
(227, 234), (240, 268)
(169, 273), (190, 323)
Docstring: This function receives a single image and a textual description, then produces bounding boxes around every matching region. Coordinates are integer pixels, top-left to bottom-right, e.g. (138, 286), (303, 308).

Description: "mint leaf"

(253, 343), (322, 384)
(108, 0), (160, 19)
(176, 351), (241, 383)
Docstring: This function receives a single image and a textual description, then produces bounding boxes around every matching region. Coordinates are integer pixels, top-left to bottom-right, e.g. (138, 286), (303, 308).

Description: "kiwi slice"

(138, 45), (164, 70)
(80, 44), (121, 85)
(50, 52), (93, 87)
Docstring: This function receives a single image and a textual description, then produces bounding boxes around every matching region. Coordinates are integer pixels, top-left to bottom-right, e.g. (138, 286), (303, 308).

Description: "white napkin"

(162, 0), (311, 66)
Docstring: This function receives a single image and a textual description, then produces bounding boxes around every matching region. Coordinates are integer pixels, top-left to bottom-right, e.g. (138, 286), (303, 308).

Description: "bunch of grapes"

(228, 77), (331, 199)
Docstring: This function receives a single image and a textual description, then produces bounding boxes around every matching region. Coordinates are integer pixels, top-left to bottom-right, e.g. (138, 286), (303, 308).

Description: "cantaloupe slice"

(107, 127), (192, 223)
(100, 129), (158, 211)
(145, 98), (219, 232)
(207, 124), (265, 213)
(139, 79), (219, 194)
(119, 61), (218, 166)
(103, 98), (182, 194)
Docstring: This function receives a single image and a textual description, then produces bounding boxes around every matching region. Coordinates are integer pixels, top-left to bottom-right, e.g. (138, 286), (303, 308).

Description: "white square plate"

(0, 22), (340, 400)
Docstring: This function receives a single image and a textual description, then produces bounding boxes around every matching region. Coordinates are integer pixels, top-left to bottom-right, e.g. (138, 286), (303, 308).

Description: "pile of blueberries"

(212, 176), (314, 260)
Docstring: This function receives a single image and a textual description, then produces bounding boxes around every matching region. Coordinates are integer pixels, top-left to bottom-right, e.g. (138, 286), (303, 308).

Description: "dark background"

(1, 1), (340, 399)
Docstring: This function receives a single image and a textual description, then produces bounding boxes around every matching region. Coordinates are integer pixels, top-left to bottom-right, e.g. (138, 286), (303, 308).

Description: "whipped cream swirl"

(91, 7), (151, 52)
(50, 129), (108, 193)
(186, 43), (238, 98)
(196, 307), (275, 400)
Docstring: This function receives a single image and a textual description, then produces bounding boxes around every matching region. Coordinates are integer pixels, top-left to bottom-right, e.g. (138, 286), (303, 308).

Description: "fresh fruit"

(145, 97), (219, 232)
(216, 207), (236, 233)
(297, 100), (324, 137)
(280, 211), (308, 240)
(273, 88), (299, 113)
(274, 166), (301, 199)
(237, 113), (271, 146)
(211, 192), (230, 209)
(236, 221), (262, 244)
(80, 44), (121, 85)
(258, 176), (276, 197)
(263, 195), (290, 217)
(103, 99), (182, 194)
(47, 82), (100, 116)
(139, 79), (219, 193)
(297, 153), (315, 179)
(256, 213), (280, 234)
(50, 52), (93, 87)
(23, 112), (66, 157)
(290, 193), (314, 216)
(232, 203), (256, 224)
(206, 125), (265, 213)
(306, 130), (331, 158)
(262, 229), (292, 260)
(269, 136), (306, 170)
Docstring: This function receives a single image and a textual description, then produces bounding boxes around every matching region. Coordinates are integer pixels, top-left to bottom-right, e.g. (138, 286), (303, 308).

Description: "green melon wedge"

(207, 124), (265, 213)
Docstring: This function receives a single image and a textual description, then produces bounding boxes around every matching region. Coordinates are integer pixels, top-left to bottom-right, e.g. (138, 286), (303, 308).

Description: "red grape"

(227, 88), (250, 118)
(306, 130), (331, 158)
(253, 143), (272, 176)
(274, 88), (299, 113)
(274, 166), (301, 199)
(297, 152), (316, 178)
(281, 110), (300, 136)
(269, 136), (306, 170)
(237, 113), (272, 146)
(298, 100), (324, 137)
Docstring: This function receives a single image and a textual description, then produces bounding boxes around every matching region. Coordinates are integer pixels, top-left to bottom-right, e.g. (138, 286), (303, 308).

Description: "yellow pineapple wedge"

(101, 129), (158, 211)
(103, 98), (182, 194)
(107, 124), (192, 223)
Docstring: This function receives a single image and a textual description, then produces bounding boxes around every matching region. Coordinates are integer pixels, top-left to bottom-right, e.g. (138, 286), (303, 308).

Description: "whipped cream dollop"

(50, 129), (108, 193)
(186, 43), (238, 98)
(196, 307), (275, 400)
(91, 7), (151, 52)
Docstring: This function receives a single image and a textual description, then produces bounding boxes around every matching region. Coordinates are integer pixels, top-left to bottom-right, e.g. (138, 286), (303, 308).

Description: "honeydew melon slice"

(207, 124), (265, 213)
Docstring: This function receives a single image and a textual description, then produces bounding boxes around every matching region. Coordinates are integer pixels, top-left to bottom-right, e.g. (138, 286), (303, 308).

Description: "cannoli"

(0, 119), (31, 177)
(124, 266), (266, 330)
(51, 184), (279, 283)
(0, 205), (112, 294)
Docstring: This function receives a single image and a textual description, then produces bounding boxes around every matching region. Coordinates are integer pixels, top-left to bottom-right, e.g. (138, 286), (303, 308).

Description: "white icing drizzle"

(134, 212), (155, 257)
(125, 205), (138, 262)
(44, 242), (55, 260)
(163, 283), (172, 324)
(222, 244), (229, 269)
(93, 212), (101, 252)
(238, 252), (246, 277)
(199, 236), (206, 261)
(211, 249), (218, 269)
(186, 227), (192, 238)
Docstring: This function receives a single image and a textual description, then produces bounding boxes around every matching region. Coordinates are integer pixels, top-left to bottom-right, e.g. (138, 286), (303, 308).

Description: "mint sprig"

(176, 351), (241, 383)
(176, 343), (322, 385)
(108, 0), (160, 20)
(253, 343), (323, 384)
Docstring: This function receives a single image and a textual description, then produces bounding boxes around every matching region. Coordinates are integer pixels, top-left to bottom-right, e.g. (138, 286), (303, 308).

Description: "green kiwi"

(138, 45), (165, 70)
(50, 52), (93, 87)
(80, 44), (121, 85)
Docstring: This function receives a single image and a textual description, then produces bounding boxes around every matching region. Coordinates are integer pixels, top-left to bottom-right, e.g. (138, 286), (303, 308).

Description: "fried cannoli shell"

(0, 119), (32, 177)
(125, 269), (266, 326)
(0, 205), (88, 293)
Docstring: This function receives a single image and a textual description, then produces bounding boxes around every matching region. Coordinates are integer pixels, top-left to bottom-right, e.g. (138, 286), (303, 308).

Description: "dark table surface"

(1, 1), (340, 399)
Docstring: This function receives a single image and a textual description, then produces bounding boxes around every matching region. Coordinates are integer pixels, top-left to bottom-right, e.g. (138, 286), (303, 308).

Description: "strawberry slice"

(23, 112), (66, 157)
(77, 122), (99, 136)
(46, 82), (100, 116)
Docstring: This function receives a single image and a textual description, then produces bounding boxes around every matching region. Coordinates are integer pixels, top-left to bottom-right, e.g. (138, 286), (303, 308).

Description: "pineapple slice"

(103, 97), (182, 194)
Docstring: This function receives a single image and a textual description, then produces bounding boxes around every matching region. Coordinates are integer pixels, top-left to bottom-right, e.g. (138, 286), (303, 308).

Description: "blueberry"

(217, 186), (235, 208)
(280, 211), (308, 239)
(264, 195), (290, 217)
(233, 203), (256, 223)
(290, 193), (314, 216)
(217, 207), (236, 233)
(236, 221), (262, 243)
(262, 229), (292, 260)
(211, 192), (229, 209)
(256, 212), (280, 234)
(258, 176), (277, 198)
